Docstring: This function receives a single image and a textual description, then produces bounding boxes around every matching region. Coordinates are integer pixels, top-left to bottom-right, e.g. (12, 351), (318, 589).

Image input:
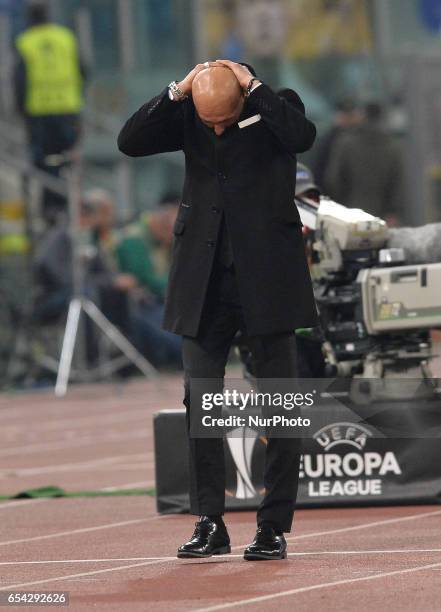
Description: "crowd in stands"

(6, 2), (408, 383)
(33, 190), (182, 369)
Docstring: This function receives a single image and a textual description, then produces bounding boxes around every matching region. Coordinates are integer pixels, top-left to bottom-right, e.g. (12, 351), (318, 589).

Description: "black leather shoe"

(177, 516), (231, 558)
(243, 525), (287, 561)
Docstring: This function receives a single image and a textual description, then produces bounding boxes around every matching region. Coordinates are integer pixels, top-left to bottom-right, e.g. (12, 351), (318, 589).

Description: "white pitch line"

(230, 507), (441, 550)
(2, 549), (441, 567)
(0, 452), (151, 477)
(0, 518), (154, 547)
(0, 388), (174, 410)
(0, 557), (175, 566)
(0, 405), (154, 435)
(0, 499), (47, 511)
(0, 403), (151, 427)
(100, 480), (154, 491)
(1, 506), (439, 559)
(287, 549), (441, 556)
(86, 463), (153, 472)
(193, 559), (441, 612)
(0, 559), (173, 591)
(2, 549), (441, 594)
(0, 429), (151, 459)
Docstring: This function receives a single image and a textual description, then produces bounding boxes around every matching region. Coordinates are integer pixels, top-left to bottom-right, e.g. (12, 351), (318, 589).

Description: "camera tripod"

(47, 153), (157, 397)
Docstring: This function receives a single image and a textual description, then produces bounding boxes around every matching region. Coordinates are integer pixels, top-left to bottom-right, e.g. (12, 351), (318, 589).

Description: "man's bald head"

(192, 66), (244, 135)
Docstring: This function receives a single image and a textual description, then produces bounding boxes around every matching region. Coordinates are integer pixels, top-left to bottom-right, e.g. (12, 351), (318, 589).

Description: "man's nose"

(214, 125), (225, 136)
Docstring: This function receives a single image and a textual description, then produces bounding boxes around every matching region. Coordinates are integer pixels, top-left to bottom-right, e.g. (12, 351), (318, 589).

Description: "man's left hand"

(215, 59), (255, 90)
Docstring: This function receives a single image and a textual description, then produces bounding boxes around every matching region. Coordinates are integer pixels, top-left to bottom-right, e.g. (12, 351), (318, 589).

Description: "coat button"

(206, 240), (215, 248)
(211, 206), (220, 213)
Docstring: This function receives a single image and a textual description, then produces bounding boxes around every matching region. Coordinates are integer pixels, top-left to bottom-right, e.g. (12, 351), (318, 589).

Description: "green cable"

(0, 485), (155, 500)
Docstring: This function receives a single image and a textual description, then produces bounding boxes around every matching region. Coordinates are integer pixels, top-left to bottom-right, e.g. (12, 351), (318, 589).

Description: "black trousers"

(182, 261), (301, 533)
(26, 115), (79, 226)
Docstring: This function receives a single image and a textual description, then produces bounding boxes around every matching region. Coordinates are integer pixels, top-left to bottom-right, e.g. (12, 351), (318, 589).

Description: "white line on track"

(1, 406), (155, 435)
(0, 557), (176, 566)
(0, 429), (151, 458)
(0, 392), (175, 411)
(231, 507), (441, 550)
(0, 518), (156, 547)
(1, 507), (440, 549)
(2, 551), (441, 594)
(0, 452), (151, 477)
(2, 549), (441, 567)
(100, 480), (154, 491)
(0, 507), (440, 592)
(0, 499), (47, 511)
(0, 559), (173, 591)
(93, 464), (152, 471)
(289, 549), (441, 556)
(193, 560), (441, 611)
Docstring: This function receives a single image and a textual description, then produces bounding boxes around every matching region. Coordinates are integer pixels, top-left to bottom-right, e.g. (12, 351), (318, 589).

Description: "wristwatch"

(245, 77), (261, 97)
(168, 81), (188, 102)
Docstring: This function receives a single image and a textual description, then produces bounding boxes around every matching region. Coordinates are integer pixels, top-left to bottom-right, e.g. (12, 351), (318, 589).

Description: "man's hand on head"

(215, 59), (256, 91)
(177, 62), (223, 96)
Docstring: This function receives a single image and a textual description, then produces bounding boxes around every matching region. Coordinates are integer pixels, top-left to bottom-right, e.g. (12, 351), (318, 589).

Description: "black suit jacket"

(118, 82), (319, 336)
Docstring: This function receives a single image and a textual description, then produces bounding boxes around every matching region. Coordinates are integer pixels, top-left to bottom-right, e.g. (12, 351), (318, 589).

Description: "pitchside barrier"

(154, 396), (441, 513)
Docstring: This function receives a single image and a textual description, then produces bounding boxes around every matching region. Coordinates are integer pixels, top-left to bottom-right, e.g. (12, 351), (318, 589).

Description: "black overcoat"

(118, 81), (319, 337)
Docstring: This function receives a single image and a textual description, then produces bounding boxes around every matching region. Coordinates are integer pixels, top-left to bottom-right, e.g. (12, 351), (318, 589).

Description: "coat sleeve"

(246, 84), (316, 156)
(117, 87), (185, 157)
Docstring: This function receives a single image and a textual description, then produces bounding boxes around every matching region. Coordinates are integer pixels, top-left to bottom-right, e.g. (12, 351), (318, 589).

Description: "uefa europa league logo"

(226, 426), (258, 499)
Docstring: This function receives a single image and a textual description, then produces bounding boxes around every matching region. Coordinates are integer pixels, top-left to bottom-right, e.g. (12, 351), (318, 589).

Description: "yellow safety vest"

(16, 23), (83, 116)
(0, 200), (29, 255)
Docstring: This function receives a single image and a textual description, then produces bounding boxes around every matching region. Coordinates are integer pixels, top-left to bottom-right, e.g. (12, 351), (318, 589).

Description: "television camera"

(297, 194), (441, 398)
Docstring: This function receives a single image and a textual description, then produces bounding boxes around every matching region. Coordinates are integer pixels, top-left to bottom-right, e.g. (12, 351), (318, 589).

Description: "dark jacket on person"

(324, 122), (404, 218)
(117, 81), (318, 337)
(33, 227), (124, 323)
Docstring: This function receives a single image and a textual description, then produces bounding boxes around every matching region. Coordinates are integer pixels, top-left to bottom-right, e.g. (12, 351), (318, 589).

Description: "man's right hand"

(177, 61), (222, 96)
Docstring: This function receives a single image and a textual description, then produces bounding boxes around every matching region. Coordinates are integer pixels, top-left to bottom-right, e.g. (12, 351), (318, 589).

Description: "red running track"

(1, 375), (440, 611)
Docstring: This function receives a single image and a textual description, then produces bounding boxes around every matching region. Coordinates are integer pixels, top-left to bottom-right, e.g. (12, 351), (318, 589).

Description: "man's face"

(96, 201), (114, 230)
(197, 96), (245, 136)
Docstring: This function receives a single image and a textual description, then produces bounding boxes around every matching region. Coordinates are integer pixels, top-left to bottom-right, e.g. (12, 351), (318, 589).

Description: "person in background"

(14, 1), (86, 226)
(33, 201), (95, 325)
(314, 98), (362, 193)
(116, 193), (180, 299)
(324, 102), (404, 226)
(33, 196), (130, 365)
(293, 164), (325, 378)
(295, 162), (321, 204)
(85, 190), (136, 339)
(88, 189), (182, 368)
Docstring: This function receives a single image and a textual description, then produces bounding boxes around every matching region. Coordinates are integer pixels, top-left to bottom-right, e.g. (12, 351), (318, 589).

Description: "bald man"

(118, 60), (317, 561)
(192, 63), (244, 135)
